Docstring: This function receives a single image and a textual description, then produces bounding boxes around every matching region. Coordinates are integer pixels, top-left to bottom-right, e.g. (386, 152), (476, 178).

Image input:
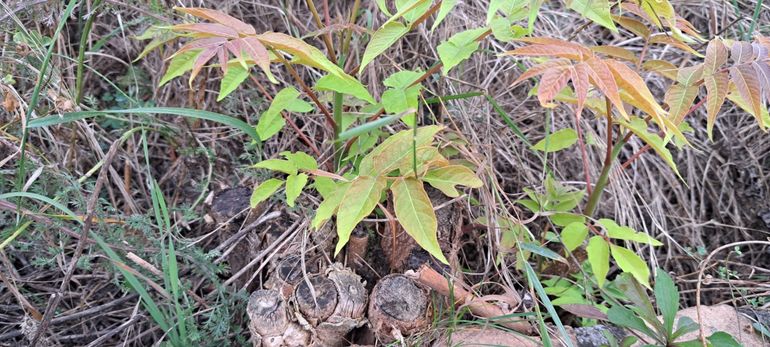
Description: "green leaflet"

(280, 151), (318, 171)
(359, 125), (442, 176)
(422, 165), (483, 197)
(587, 236), (609, 287)
(653, 268), (679, 335)
(598, 219), (663, 246)
(256, 87), (313, 140)
(490, 15), (527, 42)
(311, 181), (349, 229)
(567, 0), (617, 32)
(218, 63), (250, 101)
(285, 173), (308, 207)
(380, 70), (424, 126)
(334, 176), (387, 255)
(610, 244), (651, 289)
(532, 128), (578, 152)
(250, 178), (284, 207)
(431, 0), (458, 31)
(315, 74), (375, 103)
(391, 178), (448, 264)
(389, 0), (431, 25)
(253, 159), (297, 175)
(437, 28), (487, 75)
(160, 50), (202, 86)
(360, 22), (409, 72)
(560, 222), (588, 252)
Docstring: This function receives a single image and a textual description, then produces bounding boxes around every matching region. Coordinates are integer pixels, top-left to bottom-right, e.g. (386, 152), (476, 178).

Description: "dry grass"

(1, 0), (769, 345)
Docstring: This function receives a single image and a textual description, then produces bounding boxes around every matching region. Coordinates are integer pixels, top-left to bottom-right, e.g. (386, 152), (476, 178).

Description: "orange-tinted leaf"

(517, 37), (594, 56)
(512, 59), (572, 86)
(585, 57), (628, 118)
(538, 66), (571, 107)
(704, 39), (728, 74)
(172, 23), (239, 38)
(591, 46), (637, 62)
(664, 83), (699, 123)
(606, 60), (665, 122)
(730, 64), (764, 120)
(504, 44), (586, 61)
(612, 15), (650, 39)
(676, 64), (704, 86)
(650, 35), (702, 57)
(704, 71), (729, 139)
(175, 7), (255, 35)
(642, 60), (678, 80)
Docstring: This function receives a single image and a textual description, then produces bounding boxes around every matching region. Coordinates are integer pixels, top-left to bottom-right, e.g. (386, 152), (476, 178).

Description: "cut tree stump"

(247, 289), (309, 347)
(266, 255), (317, 299)
(312, 264), (369, 346)
(368, 274), (431, 342)
(295, 276), (338, 325)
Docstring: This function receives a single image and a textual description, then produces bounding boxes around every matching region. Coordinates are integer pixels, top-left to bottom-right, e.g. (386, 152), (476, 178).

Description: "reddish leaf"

(537, 66), (571, 107)
(584, 57), (628, 118)
(172, 23), (239, 38)
(517, 37), (594, 56)
(189, 46), (218, 85)
(512, 59), (572, 86)
(175, 7), (255, 35)
(570, 63), (590, 118)
(730, 64), (764, 119)
(175, 37), (228, 54)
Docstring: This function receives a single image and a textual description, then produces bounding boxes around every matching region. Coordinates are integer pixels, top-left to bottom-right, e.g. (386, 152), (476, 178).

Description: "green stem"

(75, 0), (102, 104)
(333, 91), (343, 169)
(584, 137), (626, 217)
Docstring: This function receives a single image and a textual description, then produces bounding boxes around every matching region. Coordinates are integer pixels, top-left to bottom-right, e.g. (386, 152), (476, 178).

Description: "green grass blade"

(484, 94), (533, 148)
(424, 92), (484, 104)
(524, 262), (575, 347)
(14, 0), (79, 221)
(0, 221), (32, 251)
(28, 107), (260, 141)
(337, 113), (403, 141)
